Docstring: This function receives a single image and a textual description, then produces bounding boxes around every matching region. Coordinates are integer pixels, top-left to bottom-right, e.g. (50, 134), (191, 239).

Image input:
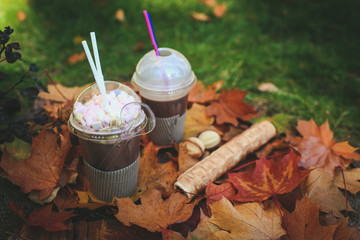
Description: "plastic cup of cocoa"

(68, 81), (155, 202)
(131, 48), (196, 145)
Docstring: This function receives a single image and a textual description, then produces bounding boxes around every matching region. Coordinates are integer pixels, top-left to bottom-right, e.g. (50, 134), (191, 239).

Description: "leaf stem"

(44, 69), (70, 101)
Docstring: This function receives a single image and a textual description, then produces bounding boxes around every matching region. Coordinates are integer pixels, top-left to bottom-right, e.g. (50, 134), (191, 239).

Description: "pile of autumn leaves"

(1, 80), (360, 239)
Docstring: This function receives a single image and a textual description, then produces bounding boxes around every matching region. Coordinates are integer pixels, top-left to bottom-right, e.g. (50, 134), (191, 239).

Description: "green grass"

(1, 0), (359, 145)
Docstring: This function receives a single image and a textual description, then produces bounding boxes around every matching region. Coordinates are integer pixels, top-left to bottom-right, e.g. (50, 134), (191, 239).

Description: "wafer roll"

(174, 120), (276, 198)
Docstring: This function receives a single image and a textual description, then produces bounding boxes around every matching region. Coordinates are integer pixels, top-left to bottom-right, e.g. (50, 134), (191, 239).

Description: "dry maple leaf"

(228, 149), (310, 202)
(115, 9), (125, 22)
(188, 80), (223, 104)
(192, 12), (210, 21)
(67, 52), (86, 64)
(75, 190), (116, 210)
(38, 82), (90, 103)
(206, 181), (236, 204)
(115, 188), (196, 232)
(333, 168), (360, 194)
(133, 142), (178, 201)
(290, 119), (359, 175)
(283, 197), (338, 240)
(189, 209), (220, 239)
(178, 141), (200, 175)
(206, 88), (258, 126)
(213, 4), (227, 18)
(0, 125), (71, 200)
(10, 202), (74, 232)
(208, 198), (286, 239)
(184, 103), (214, 139)
(17, 11), (26, 22)
(304, 167), (357, 218)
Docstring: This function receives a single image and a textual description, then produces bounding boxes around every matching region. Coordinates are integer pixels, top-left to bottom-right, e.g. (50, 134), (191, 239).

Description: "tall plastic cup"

(68, 81), (155, 202)
(131, 48), (196, 145)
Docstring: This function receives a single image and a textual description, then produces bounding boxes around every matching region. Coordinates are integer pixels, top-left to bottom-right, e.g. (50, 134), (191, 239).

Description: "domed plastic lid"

(131, 48), (196, 101)
(68, 81), (145, 142)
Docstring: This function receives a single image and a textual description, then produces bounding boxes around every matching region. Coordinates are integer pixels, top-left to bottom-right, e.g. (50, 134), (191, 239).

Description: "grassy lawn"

(1, 0), (359, 145)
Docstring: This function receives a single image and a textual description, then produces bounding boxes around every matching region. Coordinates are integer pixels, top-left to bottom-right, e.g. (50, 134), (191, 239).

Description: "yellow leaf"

(115, 9), (125, 22)
(76, 190), (115, 210)
(72, 35), (84, 44)
(184, 103), (214, 139)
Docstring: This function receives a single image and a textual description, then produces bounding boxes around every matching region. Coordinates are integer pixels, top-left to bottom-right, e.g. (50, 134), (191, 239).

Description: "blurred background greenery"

(1, 0), (359, 145)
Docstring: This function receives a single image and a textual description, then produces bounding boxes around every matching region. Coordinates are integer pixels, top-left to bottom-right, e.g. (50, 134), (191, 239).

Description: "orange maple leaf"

(283, 197), (338, 240)
(115, 188), (196, 232)
(67, 52), (86, 64)
(10, 202), (74, 232)
(133, 142), (178, 201)
(188, 80), (223, 104)
(213, 4), (227, 18)
(227, 149), (310, 202)
(290, 119), (359, 175)
(206, 88), (258, 126)
(0, 125), (71, 200)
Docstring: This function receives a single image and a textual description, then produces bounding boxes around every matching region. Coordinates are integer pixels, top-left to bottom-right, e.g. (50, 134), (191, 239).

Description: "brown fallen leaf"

(189, 209), (220, 239)
(115, 188), (196, 232)
(115, 9), (125, 22)
(208, 198), (286, 239)
(258, 82), (279, 92)
(192, 12), (210, 22)
(72, 35), (84, 44)
(67, 52), (86, 64)
(178, 141), (200, 175)
(283, 197), (339, 240)
(304, 167), (357, 218)
(289, 119), (359, 175)
(213, 4), (227, 18)
(10, 202), (74, 232)
(184, 103), (214, 139)
(38, 82), (90, 103)
(333, 168), (360, 194)
(204, 0), (217, 7)
(133, 142), (178, 201)
(17, 11), (26, 22)
(188, 80), (223, 104)
(206, 88), (258, 126)
(132, 41), (146, 52)
(0, 125), (71, 200)
(75, 190), (116, 210)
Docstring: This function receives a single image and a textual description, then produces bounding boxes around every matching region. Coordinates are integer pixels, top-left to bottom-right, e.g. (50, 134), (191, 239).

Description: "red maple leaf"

(289, 119), (359, 175)
(0, 125), (71, 200)
(227, 149), (310, 202)
(206, 88), (258, 126)
(206, 181), (236, 204)
(9, 202), (74, 232)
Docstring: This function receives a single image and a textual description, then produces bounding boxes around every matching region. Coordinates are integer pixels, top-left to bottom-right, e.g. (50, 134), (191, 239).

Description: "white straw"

(82, 40), (109, 106)
(90, 32), (103, 78)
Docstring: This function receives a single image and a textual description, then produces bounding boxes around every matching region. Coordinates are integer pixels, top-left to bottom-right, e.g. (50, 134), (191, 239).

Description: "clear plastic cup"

(68, 81), (155, 202)
(131, 48), (196, 145)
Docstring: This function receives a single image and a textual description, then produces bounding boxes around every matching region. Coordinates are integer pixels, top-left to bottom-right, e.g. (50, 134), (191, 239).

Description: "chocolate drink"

(141, 94), (188, 118)
(79, 136), (140, 171)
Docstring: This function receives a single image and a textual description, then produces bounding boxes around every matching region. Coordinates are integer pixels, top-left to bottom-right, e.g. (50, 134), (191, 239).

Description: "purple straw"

(143, 10), (160, 56)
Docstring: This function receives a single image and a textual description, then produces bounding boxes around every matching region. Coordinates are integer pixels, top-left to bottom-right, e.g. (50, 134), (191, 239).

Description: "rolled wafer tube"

(174, 120), (276, 198)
